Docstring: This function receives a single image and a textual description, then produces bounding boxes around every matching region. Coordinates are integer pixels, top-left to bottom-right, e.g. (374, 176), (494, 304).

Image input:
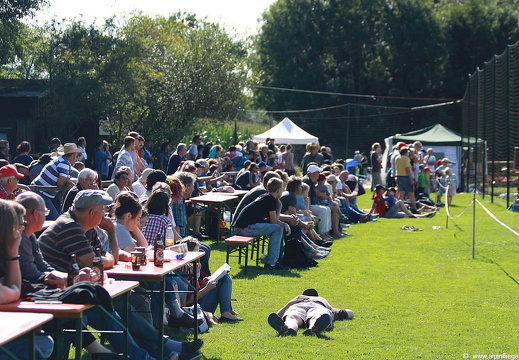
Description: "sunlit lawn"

(76, 192), (519, 359)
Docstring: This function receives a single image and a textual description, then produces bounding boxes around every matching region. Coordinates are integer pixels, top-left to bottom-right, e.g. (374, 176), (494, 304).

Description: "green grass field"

(175, 192), (519, 360)
(74, 192), (518, 359)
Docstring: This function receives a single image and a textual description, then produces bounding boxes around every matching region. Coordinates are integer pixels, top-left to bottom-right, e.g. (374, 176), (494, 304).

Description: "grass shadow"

(231, 266), (302, 279)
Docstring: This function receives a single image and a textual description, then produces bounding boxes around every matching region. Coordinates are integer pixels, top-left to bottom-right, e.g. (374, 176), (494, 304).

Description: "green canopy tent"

(382, 124), (486, 190)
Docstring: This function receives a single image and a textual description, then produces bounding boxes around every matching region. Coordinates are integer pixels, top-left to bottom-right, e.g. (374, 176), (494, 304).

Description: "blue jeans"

(39, 193), (60, 220)
(140, 274), (184, 325)
(85, 311), (154, 360)
(0, 334), (53, 360)
(114, 303), (182, 359)
(199, 241), (211, 275)
(199, 274), (232, 314)
(236, 222), (284, 265)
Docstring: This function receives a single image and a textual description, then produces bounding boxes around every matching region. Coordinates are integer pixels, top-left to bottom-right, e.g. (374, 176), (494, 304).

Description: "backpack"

(179, 305), (209, 334)
(283, 237), (318, 269)
(26, 281), (114, 311)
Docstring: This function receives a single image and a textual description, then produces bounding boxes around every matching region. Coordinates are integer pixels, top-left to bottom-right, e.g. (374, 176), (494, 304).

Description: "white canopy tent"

(252, 117), (319, 145)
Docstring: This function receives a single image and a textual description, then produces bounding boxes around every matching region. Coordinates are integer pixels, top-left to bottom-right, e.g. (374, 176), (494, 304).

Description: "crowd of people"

(0, 133), (459, 358)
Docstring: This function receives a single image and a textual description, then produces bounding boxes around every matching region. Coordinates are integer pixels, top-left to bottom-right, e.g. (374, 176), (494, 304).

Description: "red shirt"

(372, 192), (388, 217)
(0, 186), (15, 200)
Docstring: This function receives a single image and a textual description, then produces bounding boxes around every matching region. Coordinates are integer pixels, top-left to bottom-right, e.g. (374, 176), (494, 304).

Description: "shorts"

(283, 301), (334, 328)
(396, 176), (413, 193)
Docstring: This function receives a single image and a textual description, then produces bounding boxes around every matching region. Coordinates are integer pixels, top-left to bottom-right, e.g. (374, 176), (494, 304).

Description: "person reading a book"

(183, 237), (243, 322)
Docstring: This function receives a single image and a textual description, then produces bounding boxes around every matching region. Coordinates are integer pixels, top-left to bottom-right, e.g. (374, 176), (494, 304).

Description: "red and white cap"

(0, 164), (24, 178)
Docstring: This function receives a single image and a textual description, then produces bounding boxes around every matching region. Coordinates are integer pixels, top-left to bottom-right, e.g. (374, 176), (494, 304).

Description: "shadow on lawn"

(231, 266), (303, 279)
(207, 240), (306, 279)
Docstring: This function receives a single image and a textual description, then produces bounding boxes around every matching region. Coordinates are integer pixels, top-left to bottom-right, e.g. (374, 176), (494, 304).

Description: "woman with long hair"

(0, 199), (54, 359)
(113, 192), (199, 329)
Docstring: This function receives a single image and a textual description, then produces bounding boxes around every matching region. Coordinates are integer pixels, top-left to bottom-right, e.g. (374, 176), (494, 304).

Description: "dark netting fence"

(462, 41), (519, 207)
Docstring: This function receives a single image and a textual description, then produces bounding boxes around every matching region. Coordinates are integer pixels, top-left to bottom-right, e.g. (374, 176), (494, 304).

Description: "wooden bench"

(225, 235), (259, 275)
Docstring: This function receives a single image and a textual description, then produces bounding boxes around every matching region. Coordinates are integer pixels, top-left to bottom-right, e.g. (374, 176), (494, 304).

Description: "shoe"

(218, 315), (244, 322)
(426, 211), (437, 218)
(285, 328), (297, 336)
(303, 314), (332, 336)
(91, 353), (124, 360)
(179, 351), (203, 360)
(182, 339), (204, 354)
(264, 263), (290, 270)
(302, 328), (315, 336)
(192, 233), (209, 240)
(315, 240), (333, 248)
(268, 312), (292, 335)
(168, 313), (203, 328)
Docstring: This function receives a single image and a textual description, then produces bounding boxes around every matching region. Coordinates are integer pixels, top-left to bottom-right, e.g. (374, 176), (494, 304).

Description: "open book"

(208, 263), (231, 282)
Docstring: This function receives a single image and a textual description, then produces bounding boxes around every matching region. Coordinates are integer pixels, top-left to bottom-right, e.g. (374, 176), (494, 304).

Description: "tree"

(13, 14), (250, 147)
(438, 0), (519, 98)
(0, 0), (48, 66)
(0, 0), (46, 22)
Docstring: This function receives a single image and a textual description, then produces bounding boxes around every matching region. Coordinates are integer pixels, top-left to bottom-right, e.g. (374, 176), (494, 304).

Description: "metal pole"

(474, 69), (479, 198)
(472, 192), (476, 259)
(491, 56), (497, 203)
(506, 46), (511, 209)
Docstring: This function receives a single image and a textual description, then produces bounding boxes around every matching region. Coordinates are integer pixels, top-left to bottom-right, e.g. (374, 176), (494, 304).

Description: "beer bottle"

(154, 231), (164, 267)
(67, 254), (80, 287)
(92, 247), (104, 285)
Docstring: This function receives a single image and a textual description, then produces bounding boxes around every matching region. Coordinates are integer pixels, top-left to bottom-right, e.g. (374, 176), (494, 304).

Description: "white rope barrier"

(475, 198), (519, 238)
(442, 184), (474, 220)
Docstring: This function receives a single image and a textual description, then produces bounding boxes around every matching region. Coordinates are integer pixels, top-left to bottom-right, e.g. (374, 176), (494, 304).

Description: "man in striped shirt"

(31, 143), (81, 220)
(39, 189), (116, 272)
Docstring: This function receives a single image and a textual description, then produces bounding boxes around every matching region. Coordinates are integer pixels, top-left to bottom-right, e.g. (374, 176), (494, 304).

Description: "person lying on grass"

(267, 288), (354, 337)
(372, 185), (436, 219)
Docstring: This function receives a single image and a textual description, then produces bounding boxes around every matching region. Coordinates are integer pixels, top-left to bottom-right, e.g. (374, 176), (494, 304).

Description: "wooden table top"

(0, 312), (54, 346)
(190, 194), (238, 204)
(210, 189), (248, 197)
(106, 251), (205, 281)
(0, 280), (139, 319)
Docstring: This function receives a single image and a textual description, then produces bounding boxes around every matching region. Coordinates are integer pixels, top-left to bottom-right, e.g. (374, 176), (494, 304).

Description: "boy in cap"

(268, 288), (354, 336)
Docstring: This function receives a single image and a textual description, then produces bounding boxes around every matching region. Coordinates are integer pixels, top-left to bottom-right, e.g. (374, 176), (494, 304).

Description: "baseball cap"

(327, 175), (337, 182)
(258, 161), (267, 168)
(0, 164), (24, 178)
(397, 142), (407, 149)
(306, 165), (322, 174)
(73, 189), (113, 209)
(375, 184), (386, 191)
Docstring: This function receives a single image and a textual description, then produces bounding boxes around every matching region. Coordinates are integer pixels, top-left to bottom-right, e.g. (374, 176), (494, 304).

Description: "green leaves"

(2, 13), (249, 148)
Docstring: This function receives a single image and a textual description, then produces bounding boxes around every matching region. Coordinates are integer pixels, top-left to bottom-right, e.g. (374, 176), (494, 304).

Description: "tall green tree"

(17, 14), (249, 146)
(0, 0), (47, 66)
(438, 0), (519, 98)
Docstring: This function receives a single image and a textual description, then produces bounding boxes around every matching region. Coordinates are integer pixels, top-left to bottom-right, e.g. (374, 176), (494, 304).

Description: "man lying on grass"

(268, 288), (354, 336)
